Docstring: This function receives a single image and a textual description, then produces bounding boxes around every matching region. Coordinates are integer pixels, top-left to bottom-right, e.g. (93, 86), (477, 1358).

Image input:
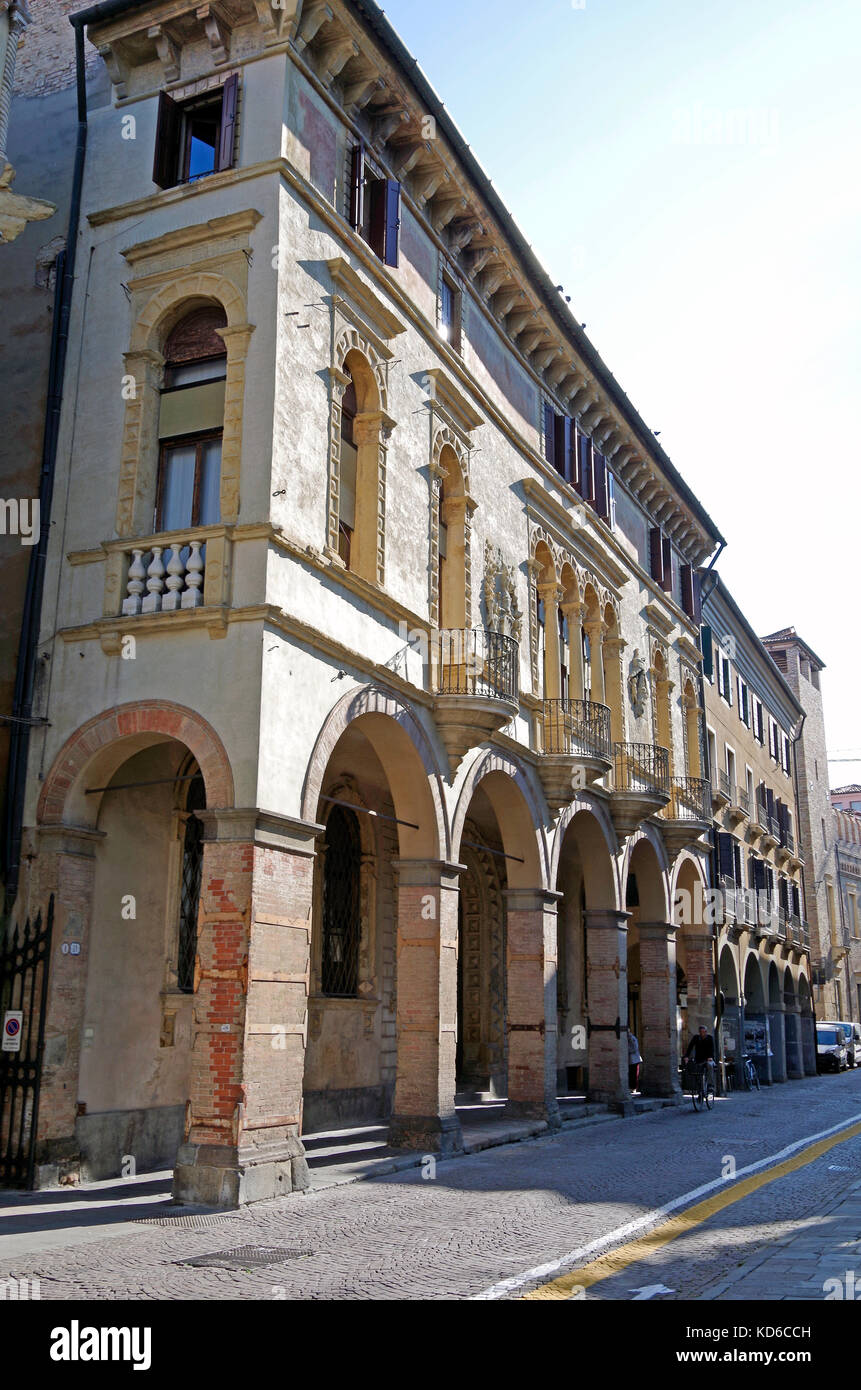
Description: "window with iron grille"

(178, 772), (206, 992)
(321, 805), (362, 996)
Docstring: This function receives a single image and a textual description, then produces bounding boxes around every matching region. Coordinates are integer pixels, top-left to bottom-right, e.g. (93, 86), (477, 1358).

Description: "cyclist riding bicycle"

(685, 1025), (716, 1077)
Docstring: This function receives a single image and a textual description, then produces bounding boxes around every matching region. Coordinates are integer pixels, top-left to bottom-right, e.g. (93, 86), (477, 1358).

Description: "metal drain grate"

(136, 1213), (242, 1229)
(175, 1246), (313, 1269)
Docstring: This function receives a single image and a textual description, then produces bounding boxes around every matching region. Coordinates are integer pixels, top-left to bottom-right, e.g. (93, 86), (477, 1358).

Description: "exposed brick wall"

(13, 1), (99, 100)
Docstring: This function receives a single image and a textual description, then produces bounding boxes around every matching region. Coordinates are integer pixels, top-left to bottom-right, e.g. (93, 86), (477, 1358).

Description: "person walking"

(628, 1028), (642, 1093)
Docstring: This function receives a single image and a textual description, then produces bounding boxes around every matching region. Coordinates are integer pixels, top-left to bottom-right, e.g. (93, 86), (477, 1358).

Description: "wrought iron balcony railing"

(665, 775), (711, 823)
(432, 628), (518, 703)
(737, 787), (751, 817)
(542, 698), (612, 761)
(711, 768), (731, 802)
(613, 742), (670, 798)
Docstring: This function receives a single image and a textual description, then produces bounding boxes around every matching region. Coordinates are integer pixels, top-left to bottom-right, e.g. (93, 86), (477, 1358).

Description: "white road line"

(471, 1108), (861, 1300)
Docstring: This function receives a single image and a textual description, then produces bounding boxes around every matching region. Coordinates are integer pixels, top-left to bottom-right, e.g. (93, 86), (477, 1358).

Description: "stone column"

(768, 1004), (787, 1082)
(585, 907), (630, 1107)
(783, 1002), (803, 1079)
(562, 601), (583, 701)
(801, 1012), (817, 1076)
(173, 809), (320, 1208)
(638, 922), (682, 1098)
(584, 619), (605, 704)
(388, 860), (464, 1155)
(538, 583), (563, 700)
(681, 931), (715, 1037)
(503, 888), (561, 1127)
(30, 824), (104, 1187)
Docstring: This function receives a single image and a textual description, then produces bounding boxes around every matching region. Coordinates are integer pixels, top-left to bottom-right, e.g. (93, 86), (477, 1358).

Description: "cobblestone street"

(3, 1072), (861, 1301)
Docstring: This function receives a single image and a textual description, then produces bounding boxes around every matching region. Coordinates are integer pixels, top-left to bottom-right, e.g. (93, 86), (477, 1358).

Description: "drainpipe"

(694, 542), (725, 1057)
(2, 18), (88, 913)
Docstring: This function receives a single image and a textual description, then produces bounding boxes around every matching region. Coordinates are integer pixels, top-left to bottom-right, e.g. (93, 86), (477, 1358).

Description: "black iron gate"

(0, 896), (53, 1188)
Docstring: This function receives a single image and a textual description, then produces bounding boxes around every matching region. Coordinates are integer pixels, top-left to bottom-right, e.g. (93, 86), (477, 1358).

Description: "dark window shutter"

(543, 403), (555, 464)
(564, 417), (575, 483)
(383, 178), (400, 266)
(593, 452), (608, 517)
(349, 140), (365, 229)
(579, 434), (594, 501)
(661, 535), (673, 592)
(733, 841), (742, 886)
(553, 412), (567, 477)
(367, 177), (386, 258)
(701, 624), (713, 678)
(680, 562), (694, 616)
(607, 472), (616, 528)
(153, 90), (182, 188)
(717, 832), (735, 881)
(649, 527), (664, 584)
(216, 73), (239, 172)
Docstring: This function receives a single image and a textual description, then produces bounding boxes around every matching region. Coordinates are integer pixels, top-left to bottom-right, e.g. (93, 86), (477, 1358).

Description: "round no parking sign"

(2, 1011), (23, 1052)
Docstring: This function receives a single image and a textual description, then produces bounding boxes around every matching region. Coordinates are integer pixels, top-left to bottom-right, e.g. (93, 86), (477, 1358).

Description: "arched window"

(337, 349), (380, 584)
(437, 444), (467, 630)
(338, 373), (358, 567)
(178, 771), (206, 993)
(156, 306), (226, 533)
(558, 607), (568, 701)
(321, 804), (361, 997)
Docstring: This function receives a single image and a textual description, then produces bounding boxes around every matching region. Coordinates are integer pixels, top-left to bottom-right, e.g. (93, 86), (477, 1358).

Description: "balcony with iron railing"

(537, 698), (613, 809)
(431, 627), (519, 770)
(659, 775), (712, 854)
(609, 742), (670, 836)
(711, 768), (731, 808)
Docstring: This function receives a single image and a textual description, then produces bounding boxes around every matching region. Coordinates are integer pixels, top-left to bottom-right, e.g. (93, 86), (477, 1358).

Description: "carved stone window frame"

(325, 257), (404, 587)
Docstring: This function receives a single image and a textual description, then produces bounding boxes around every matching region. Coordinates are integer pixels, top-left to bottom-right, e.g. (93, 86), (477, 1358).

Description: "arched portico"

(552, 799), (626, 1105)
(624, 831), (679, 1098)
(302, 684), (457, 1154)
(452, 750), (557, 1127)
(743, 953), (768, 1084)
(768, 959), (787, 1082)
(673, 853), (712, 1053)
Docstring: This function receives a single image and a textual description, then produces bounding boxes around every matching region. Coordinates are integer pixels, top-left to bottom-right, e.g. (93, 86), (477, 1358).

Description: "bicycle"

(683, 1059), (715, 1112)
(739, 1053), (761, 1091)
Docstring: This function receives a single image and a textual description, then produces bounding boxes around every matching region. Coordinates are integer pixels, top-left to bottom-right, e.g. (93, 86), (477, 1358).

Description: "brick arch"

(38, 701), (234, 827)
(452, 746), (549, 890)
(301, 683), (448, 862)
(131, 272), (247, 353)
(551, 794), (619, 901)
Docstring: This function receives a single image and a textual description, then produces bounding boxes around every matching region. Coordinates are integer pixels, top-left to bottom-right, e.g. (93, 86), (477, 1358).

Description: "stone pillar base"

(502, 1097), (561, 1128)
(33, 1136), (83, 1190)
(588, 1085), (634, 1113)
(642, 1080), (683, 1100)
(172, 1137), (309, 1210)
(387, 1112), (463, 1155)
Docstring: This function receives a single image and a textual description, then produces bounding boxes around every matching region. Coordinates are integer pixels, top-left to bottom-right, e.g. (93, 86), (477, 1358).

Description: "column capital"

(503, 886), (561, 910)
(197, 808), (323, 857)
(584, 907), (630, 930)
(392, 858), (466, 888)
(638, 920), (677, 939)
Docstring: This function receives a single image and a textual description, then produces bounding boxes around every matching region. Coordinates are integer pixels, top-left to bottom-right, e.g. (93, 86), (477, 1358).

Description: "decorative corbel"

(296, 0), (333, 52)
(97, 43), (129, 100)
(147, 23), (181, 82)
(196, 4), (231, 64)
(316, 33), (359, 86)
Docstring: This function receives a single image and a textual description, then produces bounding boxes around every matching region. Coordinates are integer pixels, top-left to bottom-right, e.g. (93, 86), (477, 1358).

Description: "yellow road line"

(523, 1118), (861, 1300)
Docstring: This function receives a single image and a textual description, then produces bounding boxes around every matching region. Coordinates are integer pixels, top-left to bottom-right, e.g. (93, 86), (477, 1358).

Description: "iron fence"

(542, 698), (612, 760)
(433, 628), (518, 702)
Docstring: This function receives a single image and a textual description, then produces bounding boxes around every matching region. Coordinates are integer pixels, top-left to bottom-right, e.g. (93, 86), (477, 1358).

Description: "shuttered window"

(348, 141), (401, 266)
(701, 624), (713, 679)
(649, 526), (664, 584)
(680, 563), (696, 618)
(152, 74), (238, 189)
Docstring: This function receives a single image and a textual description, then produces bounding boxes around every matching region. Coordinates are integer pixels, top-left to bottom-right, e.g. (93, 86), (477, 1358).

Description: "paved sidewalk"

(694, 1178), (861, 1301)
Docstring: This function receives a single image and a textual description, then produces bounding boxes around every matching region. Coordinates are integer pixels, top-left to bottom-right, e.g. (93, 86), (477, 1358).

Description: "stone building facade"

(762, 629), (852, 1023)
(833, 809), (861, 1022)
(13, 0), (837, 1208)
(700, 580), (813, 1083)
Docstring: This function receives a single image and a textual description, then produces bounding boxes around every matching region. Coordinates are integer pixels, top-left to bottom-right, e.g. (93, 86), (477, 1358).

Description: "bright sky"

(380, 0), (861, 784)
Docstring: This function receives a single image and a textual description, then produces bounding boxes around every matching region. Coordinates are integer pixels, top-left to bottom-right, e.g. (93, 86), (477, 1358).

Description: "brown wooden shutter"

(383, 179), (400, 266)
(564, 417), (575, 483)
(579, 433), (594, 501)
(552, 412), (567, 476)
(661, 535), (672, 592)
(680, 562), (694, 616)
(153, 90), (182, 188)
(367, 177), (386, 257)
(216, 73), (239, 172)
(349, 140), (365, 229)
(593, 452), (608, 517)
(543, 403), (555, 464)
(649, 526), (663, 583)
